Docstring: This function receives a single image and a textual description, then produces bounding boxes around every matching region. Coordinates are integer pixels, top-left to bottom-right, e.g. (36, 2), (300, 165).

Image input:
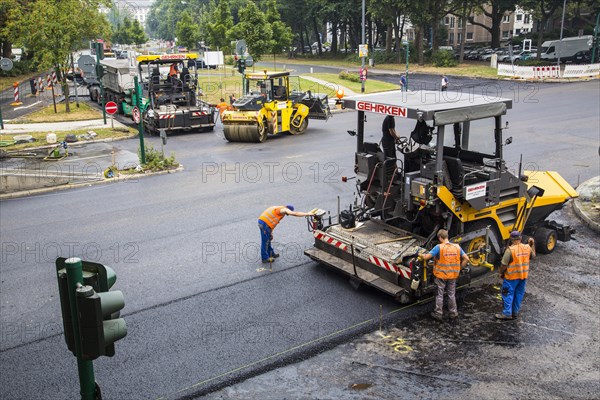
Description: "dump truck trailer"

(305, 90), (578, 303)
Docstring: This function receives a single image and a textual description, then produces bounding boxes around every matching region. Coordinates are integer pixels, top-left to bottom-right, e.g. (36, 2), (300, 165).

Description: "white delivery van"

(540, 35), (593, 61)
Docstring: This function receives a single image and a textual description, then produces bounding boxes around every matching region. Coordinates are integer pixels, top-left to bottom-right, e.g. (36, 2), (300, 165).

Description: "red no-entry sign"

(105, 101), (118, 115)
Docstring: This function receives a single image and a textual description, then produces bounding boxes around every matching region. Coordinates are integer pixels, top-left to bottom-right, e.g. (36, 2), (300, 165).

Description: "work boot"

(495, 313), (513, 320)
(512, 313), (519, 320)
(430, 311), (443, 322)
(262, 257), (274, 263)
(449, 312), (459, 319)
(272, 253), (280, 258)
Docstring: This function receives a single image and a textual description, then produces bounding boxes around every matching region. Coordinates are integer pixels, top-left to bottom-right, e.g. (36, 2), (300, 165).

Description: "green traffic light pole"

(134, 76), (146, 164)
(65, 257), (97, 400)
(592, 11), (600, 64)
(95, 43), (107, 125)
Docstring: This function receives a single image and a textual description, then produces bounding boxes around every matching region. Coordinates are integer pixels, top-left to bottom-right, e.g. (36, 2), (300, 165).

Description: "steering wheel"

(396, 136), (418, 154)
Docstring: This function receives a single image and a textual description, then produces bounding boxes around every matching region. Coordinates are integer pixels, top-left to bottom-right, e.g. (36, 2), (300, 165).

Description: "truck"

(540, 35), (593, 61)
(304, 91), (578, 303)
(87, 58), (146, 117)
(221, 71), (330, 142)
(136, 53), (216, 135)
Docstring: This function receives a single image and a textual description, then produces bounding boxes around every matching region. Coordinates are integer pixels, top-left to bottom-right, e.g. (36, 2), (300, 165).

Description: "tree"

(265, 0), (293, 59)
(206, 0), (234, 51)
(520, 0), (563, 59)
(8, 0), (110, 112)
(227, 1), (272, 61)
(466, 0), (518, 49)
(176, 10), (199, 49)
(130, 18), (147, 46)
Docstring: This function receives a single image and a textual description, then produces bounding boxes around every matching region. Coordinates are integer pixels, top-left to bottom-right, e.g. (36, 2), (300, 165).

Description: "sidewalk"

(0, 119), (126, 133)
(573, 176), (600, 233)
(300, 75), (358, 97)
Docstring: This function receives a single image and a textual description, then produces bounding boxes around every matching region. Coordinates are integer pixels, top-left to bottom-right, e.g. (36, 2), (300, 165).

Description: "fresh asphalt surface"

(1, 75), (599, 399)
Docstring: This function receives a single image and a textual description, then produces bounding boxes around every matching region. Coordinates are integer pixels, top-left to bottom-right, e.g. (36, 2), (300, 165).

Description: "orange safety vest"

(169, 64), (178, 76)
(433, 243), (462, 280)
(259, 206), (286, 229)
(505, 243), (531, 280)
(216, 102), (229, 115)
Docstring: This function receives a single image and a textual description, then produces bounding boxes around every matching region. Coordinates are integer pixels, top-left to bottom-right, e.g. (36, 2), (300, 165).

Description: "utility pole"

(361, 0), (366, 93)
(557, 0), (567, 70)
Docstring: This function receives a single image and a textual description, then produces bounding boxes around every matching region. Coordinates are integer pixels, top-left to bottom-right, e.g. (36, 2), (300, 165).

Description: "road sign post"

(134, 76), (146, 164)
(105, 101), (118, 129)
(95, 43), (107, 125)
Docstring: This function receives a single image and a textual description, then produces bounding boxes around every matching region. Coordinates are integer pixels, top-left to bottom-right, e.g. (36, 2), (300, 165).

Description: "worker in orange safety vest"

(495, 230), (535, 320)
(258, 205), (313, 263)
(420, 229), (469, 321)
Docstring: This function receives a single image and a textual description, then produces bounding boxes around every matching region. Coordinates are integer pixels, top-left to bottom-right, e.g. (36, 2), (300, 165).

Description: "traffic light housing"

(76, 286), (126, 360)
(56, 258), (126, 360)
(237, 58), (246, 74)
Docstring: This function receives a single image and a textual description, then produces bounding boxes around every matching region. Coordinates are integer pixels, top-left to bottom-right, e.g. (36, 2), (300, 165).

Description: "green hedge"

(0, 59), (37, 77)
(338, 70), (360, 83)
(431, 49), (458, 67)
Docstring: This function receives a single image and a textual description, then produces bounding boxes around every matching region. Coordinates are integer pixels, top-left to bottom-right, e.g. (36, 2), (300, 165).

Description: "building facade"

(444, 5), (534, 47)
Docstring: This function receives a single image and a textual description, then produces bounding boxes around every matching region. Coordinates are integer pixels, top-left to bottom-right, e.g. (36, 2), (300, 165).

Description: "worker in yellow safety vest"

(495, 230), (535, 320)
(420, 229), (469, 321)
(258, 205), (313, 263)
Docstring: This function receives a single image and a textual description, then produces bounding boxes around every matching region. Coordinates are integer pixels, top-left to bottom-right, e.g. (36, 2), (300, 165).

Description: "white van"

(540, 35), (593, 61)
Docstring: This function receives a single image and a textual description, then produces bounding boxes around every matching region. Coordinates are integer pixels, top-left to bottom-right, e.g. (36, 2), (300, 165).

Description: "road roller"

(222, 71), (331, 143)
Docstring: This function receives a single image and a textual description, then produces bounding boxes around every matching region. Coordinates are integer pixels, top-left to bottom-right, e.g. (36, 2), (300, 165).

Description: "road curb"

(571, 176), (600, 234)
(0, 164), (184, 200)
(0, 133), (138, 155)
(572, 198), (600, 233)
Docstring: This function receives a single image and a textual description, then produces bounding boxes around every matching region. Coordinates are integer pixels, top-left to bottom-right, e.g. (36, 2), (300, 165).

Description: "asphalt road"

(1, 79), (599, 399)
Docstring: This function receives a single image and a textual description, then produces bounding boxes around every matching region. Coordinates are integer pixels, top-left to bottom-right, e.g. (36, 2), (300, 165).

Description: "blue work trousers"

(258, 220), (275, 261)
(502, 278), (527, 317)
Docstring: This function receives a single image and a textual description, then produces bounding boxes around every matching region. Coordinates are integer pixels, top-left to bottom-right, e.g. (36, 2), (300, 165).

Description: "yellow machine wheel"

(463, 221), (500, 266)
(534, 227), (557, 254)
(290, 118), (308, 135)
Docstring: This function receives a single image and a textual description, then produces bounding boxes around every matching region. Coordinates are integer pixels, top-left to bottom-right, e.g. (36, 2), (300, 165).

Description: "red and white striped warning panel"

(369, 255), (411, 279)
(314, 231), (347, 251)
(158, 114), (176, 119)
(192, 111), (207, 117)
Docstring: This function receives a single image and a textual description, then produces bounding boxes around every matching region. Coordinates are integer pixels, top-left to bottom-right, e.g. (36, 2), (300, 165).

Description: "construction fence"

(497, 63), (600, 79)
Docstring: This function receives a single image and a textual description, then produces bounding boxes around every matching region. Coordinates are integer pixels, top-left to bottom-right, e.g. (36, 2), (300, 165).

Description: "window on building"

(458, 18), (463, 28)
(502, 30), (510, 39)
(450, 17), (455, 28)
(449, 32), (454, 44)
(524, 14), (530, 24)
(516, 14), (523, 21)
(466, 32), (473, 40)
(458, 33), (462, 43)
(445, 17), (450, 25)
(503, 15), (510, 23)
(515, 28), (521, 35)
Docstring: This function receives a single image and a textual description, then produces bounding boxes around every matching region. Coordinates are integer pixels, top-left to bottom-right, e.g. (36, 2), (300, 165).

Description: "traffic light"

(76, 285), (126, 360)
(56, 258), (126, 360)
(238, 58), (246, 74)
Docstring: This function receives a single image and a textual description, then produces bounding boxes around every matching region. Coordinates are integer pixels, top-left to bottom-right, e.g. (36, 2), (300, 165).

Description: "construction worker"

(216, 98), (229, 116)
(381, 115), (401, 180)
(420, 229), (469, 321)
(167, 63), (178, 83)
(495, 231), (535, 320)
(258, 205), (313, 263)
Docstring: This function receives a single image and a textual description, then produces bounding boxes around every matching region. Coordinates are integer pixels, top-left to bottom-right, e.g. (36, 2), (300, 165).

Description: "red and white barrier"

(10, 82), (23, 106)
(498, 62), (600, 79)
(46, 74), (52, 88)
(52, 71), (58, 85)
(37, 76), (44, 93)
